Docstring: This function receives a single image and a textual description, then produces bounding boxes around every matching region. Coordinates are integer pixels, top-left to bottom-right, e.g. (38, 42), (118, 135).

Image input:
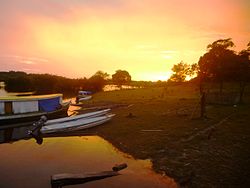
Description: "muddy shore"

(80, 85), (250, 187)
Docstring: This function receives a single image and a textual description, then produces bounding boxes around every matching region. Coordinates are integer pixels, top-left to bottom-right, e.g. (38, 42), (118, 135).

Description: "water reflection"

(0, 126), (176, 188)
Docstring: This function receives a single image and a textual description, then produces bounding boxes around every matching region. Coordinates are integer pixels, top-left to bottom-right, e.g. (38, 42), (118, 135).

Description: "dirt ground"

(81, 84), (250, 188)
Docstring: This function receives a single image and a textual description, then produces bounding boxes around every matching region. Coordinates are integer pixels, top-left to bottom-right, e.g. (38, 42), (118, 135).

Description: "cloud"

(19, 60), (36, 65)
(0, 55), (49, 65)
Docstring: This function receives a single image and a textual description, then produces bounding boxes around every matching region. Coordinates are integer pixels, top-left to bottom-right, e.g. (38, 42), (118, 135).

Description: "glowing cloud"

(0, 0), (249, 80)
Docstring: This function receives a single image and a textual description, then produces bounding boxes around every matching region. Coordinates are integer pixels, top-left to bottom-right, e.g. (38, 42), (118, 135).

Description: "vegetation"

(169, 61), (198, 82)
(112, 70), (132, 88)
(169, 38), (250, 104)
(0, 70), (113, 95)
(82, 84), (250, 187)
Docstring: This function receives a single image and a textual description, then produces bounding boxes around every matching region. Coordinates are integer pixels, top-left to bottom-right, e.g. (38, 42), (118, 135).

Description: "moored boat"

(78, 95), (92, 102)
(45, 108), (111, 125)
(41, 114), (115, 134)
(75, 90), (92, 103)
(0, 94), (70, 126)
(78, 90), (92, 96)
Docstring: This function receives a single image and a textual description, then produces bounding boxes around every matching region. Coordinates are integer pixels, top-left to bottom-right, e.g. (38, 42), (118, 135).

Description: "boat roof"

(0, 94), (63, 102)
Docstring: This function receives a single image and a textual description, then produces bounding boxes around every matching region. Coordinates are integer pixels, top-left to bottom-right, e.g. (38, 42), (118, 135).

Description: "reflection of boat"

(0, 94), (70, 126)
(41, 114), (115, 134)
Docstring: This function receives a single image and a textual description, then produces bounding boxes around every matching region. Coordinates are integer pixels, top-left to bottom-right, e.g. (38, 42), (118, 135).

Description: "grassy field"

(81, 83), (250, 187)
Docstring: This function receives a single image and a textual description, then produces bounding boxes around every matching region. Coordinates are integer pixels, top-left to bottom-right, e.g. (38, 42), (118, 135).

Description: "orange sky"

(0, 0), (249, 81)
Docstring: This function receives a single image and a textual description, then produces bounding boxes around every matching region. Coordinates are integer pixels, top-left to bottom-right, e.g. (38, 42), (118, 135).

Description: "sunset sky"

(0, 0), (249, 81)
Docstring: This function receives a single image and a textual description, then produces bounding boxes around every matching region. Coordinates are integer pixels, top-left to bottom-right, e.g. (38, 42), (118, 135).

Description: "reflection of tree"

(112, 70), (131, 88)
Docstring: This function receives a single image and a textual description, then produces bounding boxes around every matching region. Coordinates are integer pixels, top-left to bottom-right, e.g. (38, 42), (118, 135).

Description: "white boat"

(45, 109), (111, 125)
(78, 90), (92, 95)
(78, 95), (92, 101)
(41, 114), (115, 134)
(0, 94), (70, 125)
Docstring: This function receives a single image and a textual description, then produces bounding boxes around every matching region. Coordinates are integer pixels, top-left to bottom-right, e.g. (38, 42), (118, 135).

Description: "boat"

(0, 94), (70, 126)
(78, 90), (92, 95)
(41, 114), (115, 134)
(78, 95), (92, 101)
(45, 108), (111, 125)
(75, 90), (92, 103)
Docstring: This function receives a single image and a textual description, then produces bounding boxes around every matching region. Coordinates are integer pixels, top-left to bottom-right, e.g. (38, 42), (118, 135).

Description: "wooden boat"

(74, 90), (93, 104)
(0, 94), (70, 125)
(41, 114), (115, 134)
(51, 163), (127, 188)
(78, 90), (92, 95)
(78, 95), (92, 102)
(45, 109), (111, 125)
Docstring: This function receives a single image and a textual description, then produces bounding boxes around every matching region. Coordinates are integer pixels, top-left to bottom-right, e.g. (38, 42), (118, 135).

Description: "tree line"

(169, 39), (250, 83)
(0, 70), (133, 95)
(169, 38), (250, 103)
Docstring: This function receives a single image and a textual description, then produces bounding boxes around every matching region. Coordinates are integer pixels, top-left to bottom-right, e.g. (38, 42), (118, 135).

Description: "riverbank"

(82, 84), (250, 187)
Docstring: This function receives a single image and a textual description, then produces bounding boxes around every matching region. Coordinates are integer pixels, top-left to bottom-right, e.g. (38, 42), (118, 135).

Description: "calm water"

(0, 126), (177, 188)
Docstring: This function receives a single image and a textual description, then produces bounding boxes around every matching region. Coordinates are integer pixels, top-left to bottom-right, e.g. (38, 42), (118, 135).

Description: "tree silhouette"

(93, 71), (110, 80)
(198, 38), (236, 93)
(87, 71), (110, 92)
(1, 71), (110, 94)
(169, 61), (197, 82)
(237, 42), (250, 103)
(112, 70), (131, 88)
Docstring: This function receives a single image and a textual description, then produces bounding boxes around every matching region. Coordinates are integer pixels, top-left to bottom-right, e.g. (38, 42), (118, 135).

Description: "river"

(0, 126), (177, 188)
(0, 86), (177, 188)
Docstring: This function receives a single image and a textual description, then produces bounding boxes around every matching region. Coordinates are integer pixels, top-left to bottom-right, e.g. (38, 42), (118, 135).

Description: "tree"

(198, 38), (236, 93)
(237, 42), (250, 103)
(112, 70), (131, 88)
(93, 71), (110, 80)
(198, 39), (250, 104)
(86, 71), (110, 92)
(168, 61), (197, 82)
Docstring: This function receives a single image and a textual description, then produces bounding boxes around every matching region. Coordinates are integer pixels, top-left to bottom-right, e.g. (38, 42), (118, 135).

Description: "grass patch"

(82, 84), (250, 187)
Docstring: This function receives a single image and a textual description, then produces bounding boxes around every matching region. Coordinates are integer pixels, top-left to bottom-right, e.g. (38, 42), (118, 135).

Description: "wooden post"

(112, 163), (127, 171)
(51, 163), (127, 188)
(200, 92), (206, 118)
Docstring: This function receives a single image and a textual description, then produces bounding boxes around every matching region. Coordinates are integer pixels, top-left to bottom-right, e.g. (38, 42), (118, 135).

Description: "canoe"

(78, 95), (92, 101)
(78, 90), (92, 95)
(41, 114), (115, 134)
(45, 109), (111, 125)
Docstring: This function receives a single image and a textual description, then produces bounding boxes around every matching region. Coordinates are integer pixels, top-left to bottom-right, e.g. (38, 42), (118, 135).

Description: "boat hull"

(0, 102), (69, 127)
(45, 109), (111, 125)
(41, 114), (114, 134)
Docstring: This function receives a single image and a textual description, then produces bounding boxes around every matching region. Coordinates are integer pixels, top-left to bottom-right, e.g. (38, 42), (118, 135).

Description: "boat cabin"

(0, 94), (63, 115)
